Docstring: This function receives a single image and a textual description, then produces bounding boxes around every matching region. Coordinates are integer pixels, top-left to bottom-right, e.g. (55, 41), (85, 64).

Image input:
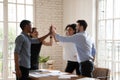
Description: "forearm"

(38, 33), (50, 42)
(55, 34), (75, 43)
(53, 35), (59, 42)
(14, 53), (20, 70)
(43, 36), (53, 46)
(48, 37), (53, 46)
(52, 26), (75, 42)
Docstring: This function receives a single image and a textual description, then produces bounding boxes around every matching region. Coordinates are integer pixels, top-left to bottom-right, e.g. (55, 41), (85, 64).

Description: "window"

(97, 0), (120, 79)
(0, 1), (4, 79)
(0, 0), (34, 80)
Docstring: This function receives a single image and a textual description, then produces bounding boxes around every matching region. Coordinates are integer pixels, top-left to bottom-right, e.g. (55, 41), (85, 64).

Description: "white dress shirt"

(58, 42), (79, 62)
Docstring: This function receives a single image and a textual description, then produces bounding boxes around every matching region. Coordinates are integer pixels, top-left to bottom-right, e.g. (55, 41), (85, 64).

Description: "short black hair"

(65, 23), (76, 34)
(76, 20), (88, 31)
(20, 20), (31, 30)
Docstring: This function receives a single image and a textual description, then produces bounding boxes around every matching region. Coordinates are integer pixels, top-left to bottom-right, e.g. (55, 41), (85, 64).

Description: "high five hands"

(49, 25), (56, 36)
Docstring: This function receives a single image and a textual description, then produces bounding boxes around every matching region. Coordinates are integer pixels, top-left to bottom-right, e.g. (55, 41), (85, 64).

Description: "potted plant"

(39, 56), (50, 69)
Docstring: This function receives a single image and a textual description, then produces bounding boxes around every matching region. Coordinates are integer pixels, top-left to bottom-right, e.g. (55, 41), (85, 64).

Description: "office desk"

(30, 76), (99, 80)
(29, 69), (99, 80)
(30, 76), (84, 80)
(30, 76), (58, 80)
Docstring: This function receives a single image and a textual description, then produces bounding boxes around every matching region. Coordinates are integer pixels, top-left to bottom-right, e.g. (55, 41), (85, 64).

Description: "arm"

(14, 53), (22, 78)
(14, 53), (19, 69)
(14, 35), (24, 78)
(38, 26), (52, 42)
(53, 34), (59, 42)
(55, 34), (77, 43)
(42, 36), (53, 46)
(38, 33), (51, 42)
(52, 26), (77, 43)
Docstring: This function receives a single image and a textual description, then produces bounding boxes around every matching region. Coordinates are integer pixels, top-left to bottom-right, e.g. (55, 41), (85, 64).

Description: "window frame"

(96, 0), (120, 79)
(0, 0), (35, 79)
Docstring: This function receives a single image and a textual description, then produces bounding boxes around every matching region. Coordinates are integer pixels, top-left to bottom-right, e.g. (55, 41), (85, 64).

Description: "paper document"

(49, 72), (68, 76)
(29, 70), (42, 73)
(29, 69), (79, 79)
(29, 72), (50, 78)
(59, 74), (78, 79)
(77, 77), (99, 80)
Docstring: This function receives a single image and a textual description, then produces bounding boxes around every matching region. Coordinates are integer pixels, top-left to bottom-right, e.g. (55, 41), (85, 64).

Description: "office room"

(0, 0), (120, 80)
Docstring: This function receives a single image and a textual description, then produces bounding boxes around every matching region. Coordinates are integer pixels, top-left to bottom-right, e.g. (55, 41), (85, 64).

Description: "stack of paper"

(29, 70), (42, 73)
(29, 69), (69, 78)
(58, 74), (78, 79)
(29, 72), (50, 78)
(29, 69), (79, 79)
(49, 71), (68, 76)
(77, 77), (99, 80)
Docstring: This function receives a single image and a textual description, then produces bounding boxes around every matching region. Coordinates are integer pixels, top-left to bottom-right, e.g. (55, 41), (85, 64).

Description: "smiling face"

(31, 28), (39, 38)
(66, 27), (75, 36)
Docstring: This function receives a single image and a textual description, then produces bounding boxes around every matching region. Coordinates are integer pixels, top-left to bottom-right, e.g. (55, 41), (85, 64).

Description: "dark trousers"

(16, 66), (29, 80)
(65, 61), (81, 75)
(79, 60), (94, 77)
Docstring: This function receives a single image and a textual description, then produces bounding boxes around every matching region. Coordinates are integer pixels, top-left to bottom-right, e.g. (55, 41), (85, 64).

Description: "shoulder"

(73, 33), (85, 39)
(15, 34), (25, 42)
(74, 32), (84, 36)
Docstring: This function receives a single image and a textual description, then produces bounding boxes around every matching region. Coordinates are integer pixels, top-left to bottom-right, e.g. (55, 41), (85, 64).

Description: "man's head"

(20, 20), (31, 33)
(76, 20), (88, 32)
(65, 24), (76, 36)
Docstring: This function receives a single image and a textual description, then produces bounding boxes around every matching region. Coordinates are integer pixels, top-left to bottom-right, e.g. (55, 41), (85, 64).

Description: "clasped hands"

(49, 25), (56, 36)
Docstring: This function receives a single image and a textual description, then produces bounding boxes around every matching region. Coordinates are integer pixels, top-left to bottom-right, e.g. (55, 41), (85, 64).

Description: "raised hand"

(51, 25), (56, 35)
(49, 25), (52, 35)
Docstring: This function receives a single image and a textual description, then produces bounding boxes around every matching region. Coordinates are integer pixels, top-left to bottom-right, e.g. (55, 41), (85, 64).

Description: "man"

(14, 20), (51, 80)
(52, 20), (94, 77)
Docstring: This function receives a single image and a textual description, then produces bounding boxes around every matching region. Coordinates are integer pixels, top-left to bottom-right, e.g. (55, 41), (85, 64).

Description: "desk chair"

(93, 67), (110, 80)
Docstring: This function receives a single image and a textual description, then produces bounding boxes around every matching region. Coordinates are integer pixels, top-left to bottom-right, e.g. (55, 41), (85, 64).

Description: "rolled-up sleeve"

(14, 35), (24, 54)
(55, 34), (77, 43)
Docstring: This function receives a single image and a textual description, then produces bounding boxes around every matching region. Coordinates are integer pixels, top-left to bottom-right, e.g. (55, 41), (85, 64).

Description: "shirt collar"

(21, 31), (29, 37)
(79, 31), (86, 33)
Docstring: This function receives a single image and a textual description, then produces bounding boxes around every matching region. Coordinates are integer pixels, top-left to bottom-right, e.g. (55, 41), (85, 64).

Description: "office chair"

(93, 67), (110, 80)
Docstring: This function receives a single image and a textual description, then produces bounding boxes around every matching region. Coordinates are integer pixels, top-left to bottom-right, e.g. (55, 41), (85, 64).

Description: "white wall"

(63, 0), (96, 40)
(35, 0), (64, 71)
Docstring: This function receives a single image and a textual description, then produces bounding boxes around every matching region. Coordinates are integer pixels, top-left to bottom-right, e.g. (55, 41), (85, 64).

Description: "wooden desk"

(30, 76), (99, 80)
(30, 76), (84, 80)
(29, 74), (85, 80)
(29, 69), (99, 80)
(30, 76), (58, 80)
